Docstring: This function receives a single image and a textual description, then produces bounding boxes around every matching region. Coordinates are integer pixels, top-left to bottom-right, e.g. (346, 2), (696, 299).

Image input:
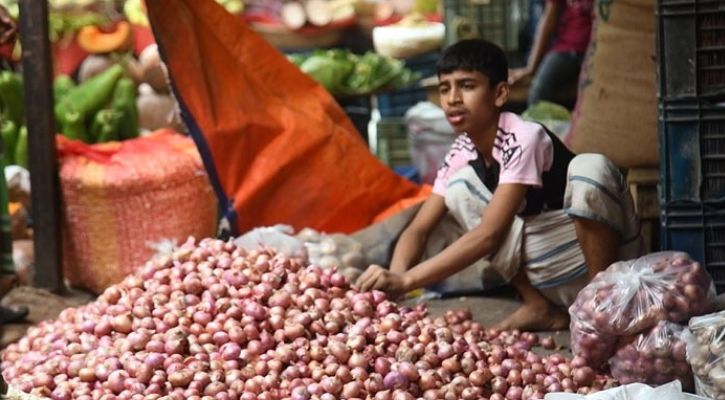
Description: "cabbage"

(522, 100), (571, 122)
(299, 52), (355, 95)
(291, 49), (419, 97)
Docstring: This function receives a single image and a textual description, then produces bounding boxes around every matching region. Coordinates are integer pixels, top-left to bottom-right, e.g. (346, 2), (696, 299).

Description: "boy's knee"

(567, 153), (624, 191)
(568, 153), (613, 175)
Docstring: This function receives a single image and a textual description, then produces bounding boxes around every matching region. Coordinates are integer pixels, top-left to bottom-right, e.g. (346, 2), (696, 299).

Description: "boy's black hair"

(436, 39), (509, 87)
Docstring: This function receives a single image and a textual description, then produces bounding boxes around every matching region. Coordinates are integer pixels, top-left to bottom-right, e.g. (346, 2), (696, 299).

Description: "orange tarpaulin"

(145, 0), (427, 235)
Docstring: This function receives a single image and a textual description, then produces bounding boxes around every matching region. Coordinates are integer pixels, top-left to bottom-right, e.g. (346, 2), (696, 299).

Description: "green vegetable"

(344, 52), (419, 95)
(90, 109), (122, 143)
(0, 119), (17, 166)
(14, 125), (26, 168)
(55, 64), (124, 143)
(0, 0), (109, 42)
(522, 101), (572, 122)
(299, 51), (355, 96)
(61, 110), (89, 142)
(291, 49), (420, 97)
(0, 71), (24, 126)
(110, 77), (139, 140)
(53, 75), (76, 102)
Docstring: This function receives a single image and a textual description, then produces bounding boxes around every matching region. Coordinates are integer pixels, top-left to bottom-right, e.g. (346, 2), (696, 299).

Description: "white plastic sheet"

(544, 381), (708, 400)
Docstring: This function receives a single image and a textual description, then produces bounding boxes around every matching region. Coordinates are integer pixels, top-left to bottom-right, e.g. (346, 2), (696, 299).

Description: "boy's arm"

(389, 194), (448, 275)
(357, 184), (527, 295)
(401, 183), (528, 290)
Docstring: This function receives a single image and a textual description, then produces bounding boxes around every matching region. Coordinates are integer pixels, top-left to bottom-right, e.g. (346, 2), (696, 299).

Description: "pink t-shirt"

(432, 112), (554, 196)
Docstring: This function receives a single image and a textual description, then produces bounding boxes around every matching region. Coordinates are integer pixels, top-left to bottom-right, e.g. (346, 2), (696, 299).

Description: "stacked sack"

(569, 252), (716, 388)
(684, 310), (725, 399)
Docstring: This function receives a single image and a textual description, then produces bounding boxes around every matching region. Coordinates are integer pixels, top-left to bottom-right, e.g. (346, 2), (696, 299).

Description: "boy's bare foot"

(493, 301), (570, 332)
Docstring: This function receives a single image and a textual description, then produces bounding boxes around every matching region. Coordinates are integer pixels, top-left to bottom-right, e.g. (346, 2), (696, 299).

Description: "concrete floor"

(403, 293), (572, 355)
(0, 286), (571, 355)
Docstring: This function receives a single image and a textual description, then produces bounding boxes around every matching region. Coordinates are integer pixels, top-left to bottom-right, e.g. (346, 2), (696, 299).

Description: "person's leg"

(493, 267), (570, 331)
(564, 154), (643, 278)
(574, 218), (620, 278)
(527, 51), (583, 108)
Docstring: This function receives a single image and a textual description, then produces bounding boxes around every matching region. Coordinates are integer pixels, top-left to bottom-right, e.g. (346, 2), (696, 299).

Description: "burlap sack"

(565, 0), (658, 168)
(58, 130), (217, 294)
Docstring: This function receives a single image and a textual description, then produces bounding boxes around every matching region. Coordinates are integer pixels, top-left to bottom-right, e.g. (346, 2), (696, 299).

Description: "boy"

(356, 39), (642, 331)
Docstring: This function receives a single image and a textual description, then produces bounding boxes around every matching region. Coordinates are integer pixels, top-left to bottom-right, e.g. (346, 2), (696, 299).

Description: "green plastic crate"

(375, 118), (412, 168)
(443, 0), (527, 52)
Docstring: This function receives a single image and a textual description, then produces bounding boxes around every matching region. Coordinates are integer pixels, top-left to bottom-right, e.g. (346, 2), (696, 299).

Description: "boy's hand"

(355, 264), (410, 299)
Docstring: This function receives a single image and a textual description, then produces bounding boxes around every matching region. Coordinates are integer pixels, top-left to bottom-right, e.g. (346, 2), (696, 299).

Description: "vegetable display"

(0, 70), (23, 167)
(608, 321), (693, 390)
(569, 252), (715, 368)
(0, 61), (141, 167)
(77, 21), (134, 54)
(2, 237), (617, 399)
(684, 310), (725, 399)
(289, 49), (419, 97)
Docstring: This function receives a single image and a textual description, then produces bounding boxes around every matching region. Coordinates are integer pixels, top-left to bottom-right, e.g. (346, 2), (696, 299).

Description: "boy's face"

(438, 69), (508, 135)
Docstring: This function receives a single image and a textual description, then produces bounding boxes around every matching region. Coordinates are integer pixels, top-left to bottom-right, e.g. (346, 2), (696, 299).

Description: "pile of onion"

(569, 252), (715, 368)
(2, 237), (616, 400)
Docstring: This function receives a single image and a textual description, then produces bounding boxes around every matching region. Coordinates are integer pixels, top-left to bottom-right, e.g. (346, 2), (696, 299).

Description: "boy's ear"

(494, 81), (509, 108)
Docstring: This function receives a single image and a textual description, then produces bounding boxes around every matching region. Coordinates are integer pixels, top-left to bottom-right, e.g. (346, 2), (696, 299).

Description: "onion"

(491, 376), (508, 394)
(541, 336), (556, 350)
(383, 371), (408, 390)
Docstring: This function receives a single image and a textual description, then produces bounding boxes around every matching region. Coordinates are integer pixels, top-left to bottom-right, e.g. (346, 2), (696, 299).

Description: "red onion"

(244, 301), (267, 320)
(375, 357), (392, 376)
(541, 336), (556, 350)
(383, 371), (408, 390)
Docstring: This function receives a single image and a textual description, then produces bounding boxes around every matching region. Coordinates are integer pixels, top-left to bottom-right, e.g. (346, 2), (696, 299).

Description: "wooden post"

(18, 0), (63, 292)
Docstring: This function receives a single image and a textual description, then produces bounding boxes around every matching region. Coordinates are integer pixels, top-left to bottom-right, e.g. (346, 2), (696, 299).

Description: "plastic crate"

(375, 118), (412, 168)
(660, 203), (725, 293)
(443, 0), (528, 52)
(657, 0), (725, 100)
(403, 51), (441, 78)
(375, 86), (428, 118)
(394, 166), (422, 183)
(659, 99), (725, 205)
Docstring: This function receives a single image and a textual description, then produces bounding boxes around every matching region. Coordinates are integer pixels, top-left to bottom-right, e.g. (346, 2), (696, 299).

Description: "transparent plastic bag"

(685, 310), (725, 399)
(233, 225), (307, 260)
(569, 251), (716, 368)
(404, 102), (456, 185)
(569, 317), (618, 369)
(295, 228), (364, 271)
(609, 321), (693, 390)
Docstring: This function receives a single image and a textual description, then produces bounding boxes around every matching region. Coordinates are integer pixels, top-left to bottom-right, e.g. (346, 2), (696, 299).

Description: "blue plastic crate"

(661, 203), (725, 293)
(659, 99), (725, 205)
(657, 0), (725, 101)
(403, 52), (441, 78)
(376, 86), (428, 118)
(394, 166), (421, 184)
